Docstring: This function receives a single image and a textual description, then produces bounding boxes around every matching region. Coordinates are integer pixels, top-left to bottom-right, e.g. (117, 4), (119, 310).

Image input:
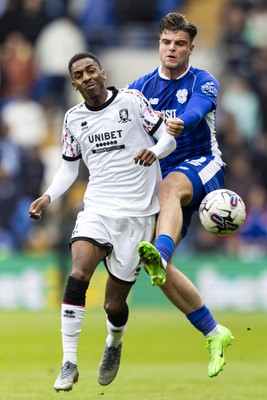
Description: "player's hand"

(166, 118), (184, 136)
(29, 194), (51, 219)
(133, 149), (157, 166)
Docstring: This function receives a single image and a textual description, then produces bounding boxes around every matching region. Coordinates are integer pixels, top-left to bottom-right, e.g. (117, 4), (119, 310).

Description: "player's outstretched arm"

(29, 159), (80, 220)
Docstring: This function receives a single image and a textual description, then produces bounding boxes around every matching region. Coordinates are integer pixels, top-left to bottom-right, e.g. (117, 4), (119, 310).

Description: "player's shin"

(61, 276), (89, 364)
(61, 304), (85, 365)
(106, 318), (127, 348)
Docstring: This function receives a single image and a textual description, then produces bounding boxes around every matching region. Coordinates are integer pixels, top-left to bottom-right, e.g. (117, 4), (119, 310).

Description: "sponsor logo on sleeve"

(201, 81), (218, 97)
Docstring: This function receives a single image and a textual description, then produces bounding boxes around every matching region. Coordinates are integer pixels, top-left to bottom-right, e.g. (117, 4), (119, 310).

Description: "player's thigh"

(71, 240), (108, 281)
(159, 171), (193, 206)
(106, 215), (155, 283)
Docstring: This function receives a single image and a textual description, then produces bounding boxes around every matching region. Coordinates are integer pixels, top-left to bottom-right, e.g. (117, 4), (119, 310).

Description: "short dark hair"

(68, 52), (102, 75)
(159, 12), (198, 43)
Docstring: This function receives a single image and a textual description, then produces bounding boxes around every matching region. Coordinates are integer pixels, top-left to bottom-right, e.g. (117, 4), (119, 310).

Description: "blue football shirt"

(128, 65), (222, 177)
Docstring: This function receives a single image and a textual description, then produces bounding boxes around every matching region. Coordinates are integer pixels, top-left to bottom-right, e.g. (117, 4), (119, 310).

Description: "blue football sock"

(154, 234), (175, 263)
(186, 305), (217, 336)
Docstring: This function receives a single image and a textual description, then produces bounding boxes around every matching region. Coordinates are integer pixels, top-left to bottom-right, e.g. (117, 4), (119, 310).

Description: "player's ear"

(71, 80), (78, 91)
(189, 43), (194, 55)
(101, 69), (107, 80)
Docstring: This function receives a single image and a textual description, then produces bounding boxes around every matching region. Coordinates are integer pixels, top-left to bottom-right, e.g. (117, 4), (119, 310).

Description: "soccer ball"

(199, 189), (246, 236)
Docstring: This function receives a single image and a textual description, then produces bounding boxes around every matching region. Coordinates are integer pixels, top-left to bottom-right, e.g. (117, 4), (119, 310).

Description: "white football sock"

(206, 324), (221, 337)
(161, 258), (167, 269)
(61, 304), (85, 365)
(106, 319), (127, 348)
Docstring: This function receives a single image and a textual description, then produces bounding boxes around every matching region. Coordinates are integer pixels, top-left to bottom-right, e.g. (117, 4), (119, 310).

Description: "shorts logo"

(201, 81), (218, 97)
(176, 89), (188, 104)
(118, 109), (131, 123)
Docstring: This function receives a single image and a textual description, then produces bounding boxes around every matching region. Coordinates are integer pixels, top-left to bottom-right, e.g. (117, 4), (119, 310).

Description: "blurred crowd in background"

(0, 0), (267, 260)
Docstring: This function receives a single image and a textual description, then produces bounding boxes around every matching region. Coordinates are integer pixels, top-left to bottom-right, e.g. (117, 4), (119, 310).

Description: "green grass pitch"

(0, 308), (266, 400)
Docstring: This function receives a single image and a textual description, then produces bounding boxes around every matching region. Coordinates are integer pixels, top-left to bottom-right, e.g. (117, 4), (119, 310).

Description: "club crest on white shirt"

(176, 89), (188, 104)
(118, 108), (131, 123)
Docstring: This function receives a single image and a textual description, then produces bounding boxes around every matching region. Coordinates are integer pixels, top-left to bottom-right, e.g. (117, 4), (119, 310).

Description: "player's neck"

(160, 65), (190, 80)
(106, 89), (113, 101)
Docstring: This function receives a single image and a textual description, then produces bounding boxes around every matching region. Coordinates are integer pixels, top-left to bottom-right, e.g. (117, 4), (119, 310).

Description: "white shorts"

(71, 211), (156, 284)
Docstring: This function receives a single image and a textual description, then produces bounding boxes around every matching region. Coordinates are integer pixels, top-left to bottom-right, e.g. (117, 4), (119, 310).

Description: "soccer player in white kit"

(29, 52), (176, 391)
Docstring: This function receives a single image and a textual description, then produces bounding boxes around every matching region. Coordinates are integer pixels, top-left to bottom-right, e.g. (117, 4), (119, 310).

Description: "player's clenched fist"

(29, 194), (51, 219)
(166, 118), (184, 136)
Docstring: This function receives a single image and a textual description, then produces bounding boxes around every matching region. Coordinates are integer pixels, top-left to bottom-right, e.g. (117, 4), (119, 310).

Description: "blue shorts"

(162, 155), (225, 237)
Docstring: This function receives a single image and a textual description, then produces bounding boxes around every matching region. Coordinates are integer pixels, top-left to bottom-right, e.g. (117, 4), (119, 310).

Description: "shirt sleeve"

(43, 159), (80, 202)
(148, 123), (176, 159)
(178, 95), (214, 130)
(178, 74), (219, 130)
(62, 114), (82, 161)
(131, 89), (162, 135)
(125, 89), (176, 158)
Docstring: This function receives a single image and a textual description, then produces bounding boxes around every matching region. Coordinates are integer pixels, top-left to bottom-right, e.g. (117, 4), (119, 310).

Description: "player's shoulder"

(189, 66), (219, 87)
(119, 87), (140, 94)
(64, 101), (86, 123)
(118, 87), (146, 101)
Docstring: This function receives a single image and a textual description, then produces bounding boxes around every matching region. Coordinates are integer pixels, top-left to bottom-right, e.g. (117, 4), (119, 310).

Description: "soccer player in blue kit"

(128, 12), (234, 377)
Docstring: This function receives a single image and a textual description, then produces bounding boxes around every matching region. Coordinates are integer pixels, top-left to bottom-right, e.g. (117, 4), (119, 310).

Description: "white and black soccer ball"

(199, 189), (246, 236)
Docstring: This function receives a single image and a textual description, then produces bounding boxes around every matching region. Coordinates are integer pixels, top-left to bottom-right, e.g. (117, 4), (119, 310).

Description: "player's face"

(159, 30), (194, 78)
(71, 57), (108, 106)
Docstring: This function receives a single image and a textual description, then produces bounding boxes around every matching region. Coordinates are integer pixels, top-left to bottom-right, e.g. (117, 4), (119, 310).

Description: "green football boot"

(137, 242), (167, 286)
(206, 325), (234, 377)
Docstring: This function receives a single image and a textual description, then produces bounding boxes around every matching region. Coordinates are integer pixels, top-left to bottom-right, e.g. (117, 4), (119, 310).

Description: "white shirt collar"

(158, 65), (191, 80)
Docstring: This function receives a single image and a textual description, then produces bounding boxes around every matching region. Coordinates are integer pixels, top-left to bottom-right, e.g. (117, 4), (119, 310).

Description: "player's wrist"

(43, 193), (51, 204)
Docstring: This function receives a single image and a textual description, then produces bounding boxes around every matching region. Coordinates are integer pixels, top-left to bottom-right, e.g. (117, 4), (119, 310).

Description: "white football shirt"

(61, 88), (164, 217)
